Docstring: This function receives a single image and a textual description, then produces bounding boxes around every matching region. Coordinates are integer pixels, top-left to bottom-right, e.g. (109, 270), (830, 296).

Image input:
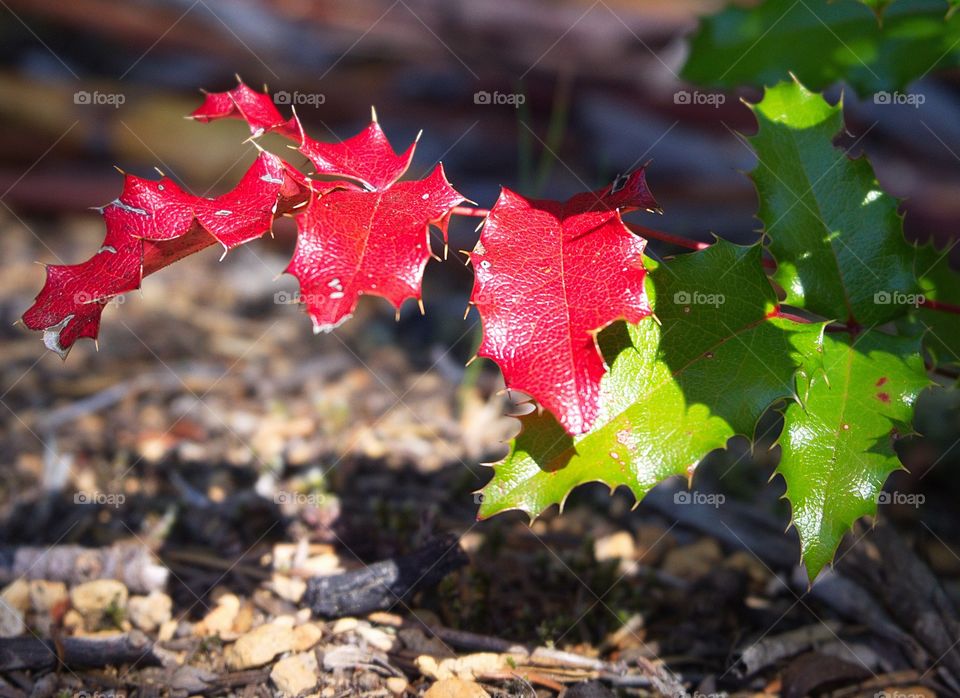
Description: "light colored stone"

(357, 625), (394, 651)
(292, 622), (323, 652)
(386, 677), (408, 695)
(270, 651), (319, 696)
(416, 653), (508, 681)
(69, 580), (128, 619)
(127, 592), (172, 632)
(195, 593), (240, 636)
(62, 609), (84, 634)
(331, 617), (359, 634)
(1, 580), (29, 613)
(27, 580), (67, 614)
(594, 531), (636, 562)
(424, 678), (490, 698)
(233, 600), (254, 635)
(273, 614), (297, 628)
(225, 622), (297, 670)
(271, 573), (306, 603)
(158, 619), (178, 642)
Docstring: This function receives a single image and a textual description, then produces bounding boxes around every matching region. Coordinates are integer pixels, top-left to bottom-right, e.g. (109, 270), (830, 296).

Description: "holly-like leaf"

(478, 241), (824, 518)
(191, 79), (463, 325)
(190, 80), (299, 139)
(297, 118), (416, 191)
(21, 152), (308, 356)
(912, 242), (960, 366)
(289, 164), (464, 333)
(191, 79), (414, 191)
(469, 170), (659, 435)
(683, 0), (960, 95)
(749, 79), (917, 326)
(778, 330), (931, 579)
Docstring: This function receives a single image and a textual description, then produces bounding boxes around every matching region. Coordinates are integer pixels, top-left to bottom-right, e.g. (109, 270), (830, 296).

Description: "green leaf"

(478, 241), (824, 519)
(912, 243), (960, 366)
(683, 0), (960, 94)
(778, 330), (931, 579)
(748, 79), (917, 326)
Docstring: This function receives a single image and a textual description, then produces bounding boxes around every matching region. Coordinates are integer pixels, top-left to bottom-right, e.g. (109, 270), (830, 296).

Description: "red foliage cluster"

(22, 80), (660, 436)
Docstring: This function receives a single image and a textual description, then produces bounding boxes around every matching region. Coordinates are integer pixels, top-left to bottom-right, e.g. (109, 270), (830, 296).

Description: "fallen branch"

(302, 534), (468, 618)
(0, 543), (168, 594)
(0, 631), (162, 672)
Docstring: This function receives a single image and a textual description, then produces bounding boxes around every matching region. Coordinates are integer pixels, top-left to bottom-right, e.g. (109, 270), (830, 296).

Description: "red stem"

(924, 299), (960, 316)
(623, 222), (710, 251)
(767, 308), (810, 324)
(450, 207), (710, 251)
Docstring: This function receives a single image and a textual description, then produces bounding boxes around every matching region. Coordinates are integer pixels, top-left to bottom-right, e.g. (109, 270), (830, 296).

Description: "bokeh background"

(1, 1), (960, 696)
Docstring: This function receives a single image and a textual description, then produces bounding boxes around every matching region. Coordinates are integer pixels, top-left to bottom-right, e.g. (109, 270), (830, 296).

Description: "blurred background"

(1, 1), (960, 695)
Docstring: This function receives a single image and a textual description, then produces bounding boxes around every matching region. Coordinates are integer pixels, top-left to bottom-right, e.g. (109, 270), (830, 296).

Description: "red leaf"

(190, 80), (299, 140)
(469, 169), (658, 435)
(22, 152), (308, 357)
(25, 79), (463, 353)
(288, 164), (464, 333)
(192, 80), (416, 191)
(297, 118), (416, 190)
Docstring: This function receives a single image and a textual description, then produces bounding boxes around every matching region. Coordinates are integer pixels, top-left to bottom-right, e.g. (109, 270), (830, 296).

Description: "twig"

(924, 299), (960, 316)
(624, 222), (710, 251)
(303, 535), (468, 617)
(0, 632), (162, 672)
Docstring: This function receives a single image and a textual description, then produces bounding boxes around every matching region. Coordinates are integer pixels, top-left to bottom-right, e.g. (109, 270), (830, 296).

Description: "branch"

(924, 299), (960, 316)
(623, 222), (711, 251)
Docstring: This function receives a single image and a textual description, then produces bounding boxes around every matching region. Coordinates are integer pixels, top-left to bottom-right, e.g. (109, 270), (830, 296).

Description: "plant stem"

(623, 222), (710, 251)
(448, 208), (715, 254)
(924, 299), (960, 316)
